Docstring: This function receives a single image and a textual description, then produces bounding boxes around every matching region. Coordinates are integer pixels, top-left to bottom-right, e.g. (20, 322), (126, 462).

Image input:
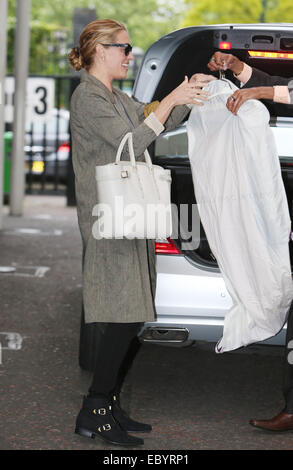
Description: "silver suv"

(134, 24), (293, 347)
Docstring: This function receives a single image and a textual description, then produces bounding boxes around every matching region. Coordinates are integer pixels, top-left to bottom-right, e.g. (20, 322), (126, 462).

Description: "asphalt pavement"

(0, 195), (292, 452)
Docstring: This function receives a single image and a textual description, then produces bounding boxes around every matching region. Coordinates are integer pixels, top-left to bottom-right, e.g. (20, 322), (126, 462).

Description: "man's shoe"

(112, 394), (152, 433)
(249, 411), (293, 432)
(75, 396), (144, 446)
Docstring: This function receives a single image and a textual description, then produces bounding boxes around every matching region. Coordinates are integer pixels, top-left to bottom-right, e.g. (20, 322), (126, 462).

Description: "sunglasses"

(101, 43), (133, 56)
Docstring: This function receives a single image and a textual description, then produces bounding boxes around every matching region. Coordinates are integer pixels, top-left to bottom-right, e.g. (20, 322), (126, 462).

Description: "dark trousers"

(88, 322), (143, 398)
(283, 301), (293, 413)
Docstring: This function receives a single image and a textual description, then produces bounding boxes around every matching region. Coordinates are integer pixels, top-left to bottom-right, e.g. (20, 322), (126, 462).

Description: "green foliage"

(7, 19), (69, 75)
(96, 0), (185, 51)
(25, 0), (186, 50)
(7, 0), (186, 76)
(182, 0), (293, 26)
(266, 0), (293, 22)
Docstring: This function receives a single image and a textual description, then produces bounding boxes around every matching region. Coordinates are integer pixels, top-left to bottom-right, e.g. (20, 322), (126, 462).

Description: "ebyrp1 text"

(102, 454), (188, 466)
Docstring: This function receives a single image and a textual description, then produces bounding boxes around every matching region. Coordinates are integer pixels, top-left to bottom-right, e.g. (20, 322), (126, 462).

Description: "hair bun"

(68, 46), (83, 71)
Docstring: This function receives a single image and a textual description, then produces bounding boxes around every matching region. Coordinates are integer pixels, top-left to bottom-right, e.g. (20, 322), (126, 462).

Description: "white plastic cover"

(187, 79), (293, 353)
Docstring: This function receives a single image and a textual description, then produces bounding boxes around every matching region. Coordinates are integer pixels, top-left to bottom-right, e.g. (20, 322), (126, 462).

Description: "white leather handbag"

(93, 132), (172, 239)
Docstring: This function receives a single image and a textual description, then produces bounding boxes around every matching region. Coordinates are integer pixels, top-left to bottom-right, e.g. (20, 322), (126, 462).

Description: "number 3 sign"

(5, 76), (55, 124)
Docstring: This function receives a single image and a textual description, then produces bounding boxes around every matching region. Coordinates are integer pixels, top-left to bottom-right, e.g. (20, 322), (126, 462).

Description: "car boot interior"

(142, 26), (293, 269)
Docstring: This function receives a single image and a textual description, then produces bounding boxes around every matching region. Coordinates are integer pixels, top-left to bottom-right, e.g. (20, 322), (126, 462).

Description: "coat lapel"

(80, 70), (138, 128)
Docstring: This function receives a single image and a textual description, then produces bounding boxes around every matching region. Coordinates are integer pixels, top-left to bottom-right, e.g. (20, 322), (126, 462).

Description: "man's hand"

(226, 87), (274, 115)
(208, 52), (244, 75)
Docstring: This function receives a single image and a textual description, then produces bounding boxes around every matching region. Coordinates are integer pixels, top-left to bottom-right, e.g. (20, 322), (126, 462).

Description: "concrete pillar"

(10, 0), (31, 216)
(0, 0), (8, 228)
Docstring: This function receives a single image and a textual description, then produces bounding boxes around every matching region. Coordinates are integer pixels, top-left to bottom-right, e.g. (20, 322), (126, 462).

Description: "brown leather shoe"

(250, 411), (293, 432)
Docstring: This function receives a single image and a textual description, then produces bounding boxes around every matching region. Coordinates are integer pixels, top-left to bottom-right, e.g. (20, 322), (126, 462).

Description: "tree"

(7, 17), (70, 75)
(181, 0), (293, 26)
(9, 0), (185, 52)
(7, 0), (186, 75)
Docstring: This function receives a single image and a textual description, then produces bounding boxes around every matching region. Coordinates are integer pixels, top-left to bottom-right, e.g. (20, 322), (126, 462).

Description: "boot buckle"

(93, 408), (107, 415)
(97, 424), (111, 432)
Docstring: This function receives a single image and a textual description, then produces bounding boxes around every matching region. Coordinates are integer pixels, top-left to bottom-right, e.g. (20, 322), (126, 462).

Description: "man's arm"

(244, 67), (291, 88)
(241, 66), (292, 105)
(207, 52), (292, 112)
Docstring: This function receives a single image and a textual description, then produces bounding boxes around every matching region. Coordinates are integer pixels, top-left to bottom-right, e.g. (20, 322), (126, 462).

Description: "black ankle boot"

(111, 394), (152, 433)
(75, 396), (144, 446)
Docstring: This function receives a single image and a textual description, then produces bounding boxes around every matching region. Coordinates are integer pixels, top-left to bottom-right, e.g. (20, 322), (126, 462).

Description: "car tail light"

(58, 142), (70, 153)
(155, 238), (181, 255)
(219, 42), (231, 50)
(248, 50), (293, 59)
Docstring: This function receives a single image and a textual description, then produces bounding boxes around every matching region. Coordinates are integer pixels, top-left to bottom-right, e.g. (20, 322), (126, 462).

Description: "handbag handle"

(115, 132), (153, 168)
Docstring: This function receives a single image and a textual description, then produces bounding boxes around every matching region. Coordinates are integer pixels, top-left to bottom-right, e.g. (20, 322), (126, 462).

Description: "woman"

(68, 19), (210, 447)
(208, 51), (293, 432)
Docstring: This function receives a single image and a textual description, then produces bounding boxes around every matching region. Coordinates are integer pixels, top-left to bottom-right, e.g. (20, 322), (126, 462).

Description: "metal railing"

(23, 75), (135, 196)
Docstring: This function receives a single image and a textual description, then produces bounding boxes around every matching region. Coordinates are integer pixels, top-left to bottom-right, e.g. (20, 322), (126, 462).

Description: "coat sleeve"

(243, 67), (292, 87)
(73, 90), (161, 159)
(164, 105), (191, 131)
(125, 93), (190, 131)
(243, 68), (293, 104)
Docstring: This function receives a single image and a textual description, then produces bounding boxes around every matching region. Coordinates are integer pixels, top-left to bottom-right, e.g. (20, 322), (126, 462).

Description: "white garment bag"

(187, 79), (293, 353)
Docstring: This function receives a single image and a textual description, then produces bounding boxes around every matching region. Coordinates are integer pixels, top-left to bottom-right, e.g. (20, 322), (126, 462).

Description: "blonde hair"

(68, 19), (127, 71)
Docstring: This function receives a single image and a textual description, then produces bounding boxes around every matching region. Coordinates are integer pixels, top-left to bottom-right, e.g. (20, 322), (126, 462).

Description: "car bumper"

(140, 254), (286, 347)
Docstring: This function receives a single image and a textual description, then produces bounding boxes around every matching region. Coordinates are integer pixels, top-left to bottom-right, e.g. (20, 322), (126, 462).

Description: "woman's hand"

(208, 52), (244, 76)
(226, 87), (274, 115)
(169, 76), (210, 106)
(189, 73), (217, 86)
(154, 76), (209, 124)
(188, 74), (216, 106)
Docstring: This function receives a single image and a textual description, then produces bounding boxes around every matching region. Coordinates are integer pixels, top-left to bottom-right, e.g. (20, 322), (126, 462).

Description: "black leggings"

(88, 322), (143, 398)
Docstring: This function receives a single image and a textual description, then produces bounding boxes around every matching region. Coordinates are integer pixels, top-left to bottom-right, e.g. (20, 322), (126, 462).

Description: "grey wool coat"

(70, 69), (190, 323)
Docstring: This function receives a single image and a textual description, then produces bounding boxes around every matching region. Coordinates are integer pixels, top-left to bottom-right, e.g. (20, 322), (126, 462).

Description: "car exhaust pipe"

(139, 326), (190, 343)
